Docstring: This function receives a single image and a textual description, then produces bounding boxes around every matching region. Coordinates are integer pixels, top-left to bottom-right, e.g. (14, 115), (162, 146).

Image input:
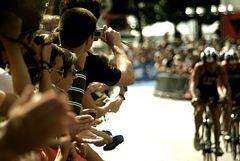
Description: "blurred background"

(38, 0), (240, 98)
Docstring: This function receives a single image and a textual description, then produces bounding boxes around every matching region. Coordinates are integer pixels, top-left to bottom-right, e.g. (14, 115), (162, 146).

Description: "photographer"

(60, 0), (134, 116)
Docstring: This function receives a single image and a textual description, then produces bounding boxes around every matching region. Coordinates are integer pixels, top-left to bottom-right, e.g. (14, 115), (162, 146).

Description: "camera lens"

(95, 31), (101, 37)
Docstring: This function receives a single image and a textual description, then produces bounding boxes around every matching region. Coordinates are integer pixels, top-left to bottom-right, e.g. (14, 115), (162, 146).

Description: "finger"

(47, 135), (71, 147)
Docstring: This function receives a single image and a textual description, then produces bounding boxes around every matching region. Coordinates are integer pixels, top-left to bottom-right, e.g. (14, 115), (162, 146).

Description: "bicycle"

(224, 99), (240, 160)
(198, 97), (223, 161)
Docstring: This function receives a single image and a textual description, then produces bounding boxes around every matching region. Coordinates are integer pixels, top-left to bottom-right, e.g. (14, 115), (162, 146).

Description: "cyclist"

(190, 47), (231, 155)
(220, 49), (240, 140)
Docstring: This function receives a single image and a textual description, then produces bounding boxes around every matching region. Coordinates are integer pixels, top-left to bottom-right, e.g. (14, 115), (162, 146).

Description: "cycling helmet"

(224, 49), (239, 64)
(200, 47), (218, 63)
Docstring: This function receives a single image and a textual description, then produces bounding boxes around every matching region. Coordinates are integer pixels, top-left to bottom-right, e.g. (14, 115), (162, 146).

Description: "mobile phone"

(103, 97), (110, 104)
(91, 91), (104, 100)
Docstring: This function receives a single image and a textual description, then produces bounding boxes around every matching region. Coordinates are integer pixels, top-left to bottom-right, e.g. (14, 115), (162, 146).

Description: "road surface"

(92, 81), (233, 161)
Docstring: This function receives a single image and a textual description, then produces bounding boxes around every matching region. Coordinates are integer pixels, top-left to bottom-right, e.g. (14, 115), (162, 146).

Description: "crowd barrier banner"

(154, 72), (190, 100)
(133, 62), (157, 81)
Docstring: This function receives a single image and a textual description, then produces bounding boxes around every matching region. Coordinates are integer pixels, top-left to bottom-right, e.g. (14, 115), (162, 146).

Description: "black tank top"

(226, 64), (240, 96)
(197, 67), (218, 99)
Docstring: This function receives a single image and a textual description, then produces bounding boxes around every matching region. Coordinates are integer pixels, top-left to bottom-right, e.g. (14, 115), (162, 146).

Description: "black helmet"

(200, 47), (218, 63)
(224, 49), (239, 64)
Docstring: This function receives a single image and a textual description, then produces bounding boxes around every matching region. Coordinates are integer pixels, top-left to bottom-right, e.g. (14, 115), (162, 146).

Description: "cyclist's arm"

(190, 64), (201, 99)
(218, 65), (231, 99)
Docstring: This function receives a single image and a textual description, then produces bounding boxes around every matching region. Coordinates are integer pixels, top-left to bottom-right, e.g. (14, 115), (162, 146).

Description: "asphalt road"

(92, 81), (233, 161)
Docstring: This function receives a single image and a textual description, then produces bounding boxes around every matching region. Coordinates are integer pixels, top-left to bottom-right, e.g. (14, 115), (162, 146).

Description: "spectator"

(58, 7), (111, 161)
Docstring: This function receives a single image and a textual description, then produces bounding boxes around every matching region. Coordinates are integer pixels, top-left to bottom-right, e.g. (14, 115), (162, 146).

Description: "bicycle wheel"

(235, 121), (240, 160)
(224, 120), (233, 152)
(204, 153), (213, 161)
(202, 124), (215, 161)
(231, 121), (238, 160)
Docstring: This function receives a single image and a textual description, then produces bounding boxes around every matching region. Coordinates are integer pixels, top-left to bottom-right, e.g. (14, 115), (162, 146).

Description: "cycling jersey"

(197, 67), (219, 102)
(225, 63), (240, 97)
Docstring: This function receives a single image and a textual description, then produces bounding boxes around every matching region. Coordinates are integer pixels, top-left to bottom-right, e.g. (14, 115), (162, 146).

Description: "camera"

(33, 30), (59, 45)
(34, 35), (45, 45)
(94, 28), (103, 39)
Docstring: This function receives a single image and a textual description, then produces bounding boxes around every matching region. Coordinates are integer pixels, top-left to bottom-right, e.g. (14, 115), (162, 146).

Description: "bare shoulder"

(194, 62), (204, 71)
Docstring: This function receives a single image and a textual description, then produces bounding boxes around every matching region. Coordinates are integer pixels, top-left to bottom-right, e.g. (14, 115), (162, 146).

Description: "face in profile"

(50, 55), (64, 85)
(58, 65), (77, 92)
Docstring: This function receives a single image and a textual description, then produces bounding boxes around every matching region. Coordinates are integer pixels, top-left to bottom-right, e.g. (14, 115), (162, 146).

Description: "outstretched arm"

(104, 26), (135, 86)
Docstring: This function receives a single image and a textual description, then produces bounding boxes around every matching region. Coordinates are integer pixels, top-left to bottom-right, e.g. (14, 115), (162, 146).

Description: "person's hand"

(95, 95), (108, 106)
(0, 11), (22, 40)
(0, 18), (22, 58)
(73, 129), (104, 145)
(70, 114), (95, 137)
(107, 96), (123, 113)
(31, 33), (52, 63)
(4, 86), (77, 155)
(191, 97), (199, 107)
(89, 128), (112, 147)
(72, 141), (88, 158)
(102, 25), (122, 48)
(87, 82), (108, 93)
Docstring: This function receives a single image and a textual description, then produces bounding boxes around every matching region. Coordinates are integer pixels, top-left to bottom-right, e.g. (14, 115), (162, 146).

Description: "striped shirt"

(67, 70), (86, 114)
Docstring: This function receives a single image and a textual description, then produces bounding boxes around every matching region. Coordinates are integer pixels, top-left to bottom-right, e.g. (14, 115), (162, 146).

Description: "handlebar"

(191, 97), (227, 107)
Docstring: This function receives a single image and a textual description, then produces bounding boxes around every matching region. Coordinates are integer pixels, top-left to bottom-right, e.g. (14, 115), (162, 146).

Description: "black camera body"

(94, 28), (103, 39)
(34, 35), (45, 45)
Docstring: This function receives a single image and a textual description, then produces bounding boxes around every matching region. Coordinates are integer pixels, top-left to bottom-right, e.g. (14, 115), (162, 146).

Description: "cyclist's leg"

(223, 99), (232, 139)
(194, 103), (204, 136)
(211, 103), (223, 155)
(193, 101), (204, 150)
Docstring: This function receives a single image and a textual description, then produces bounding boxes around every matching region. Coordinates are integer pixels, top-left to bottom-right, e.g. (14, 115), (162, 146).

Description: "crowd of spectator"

(0, 0), (134, 161)
(114, 36), (240, 79)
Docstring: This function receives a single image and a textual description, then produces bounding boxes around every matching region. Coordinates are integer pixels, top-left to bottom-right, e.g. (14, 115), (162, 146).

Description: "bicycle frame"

(200, 98), (219, 161)
(229, 102), (240, 160)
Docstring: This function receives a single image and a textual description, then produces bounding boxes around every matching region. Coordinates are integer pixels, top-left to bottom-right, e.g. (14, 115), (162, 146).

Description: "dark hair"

(59, 0), (102, 19)
(50, 44), (65, 68)
(59, 7), (97, 48)
(62, 50), (77, 77)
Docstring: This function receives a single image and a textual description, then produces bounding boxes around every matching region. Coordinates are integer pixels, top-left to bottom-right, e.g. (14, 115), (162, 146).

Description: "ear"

(84, 35), (94, 49)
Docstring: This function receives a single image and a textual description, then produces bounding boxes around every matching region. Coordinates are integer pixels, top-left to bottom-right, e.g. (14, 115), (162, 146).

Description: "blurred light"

(138, 2), (145, 8)
(218, 4), (227, 13)
(196, 7), (205, 16)
(227, 4), (234, 12)
(127, 15), (138, 29)
(185, 7), (194, 16)
(211, 5), (218, 14)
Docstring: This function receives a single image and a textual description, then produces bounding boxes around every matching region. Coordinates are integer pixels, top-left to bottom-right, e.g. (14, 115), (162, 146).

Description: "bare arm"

(82, 89), (108, 118)
(0, 12), (32, 95)
(104, 26), (135, 86)
(218, 65), (231, 99)
(0, 90), (18, 116)
(190, 64), (201, 99)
